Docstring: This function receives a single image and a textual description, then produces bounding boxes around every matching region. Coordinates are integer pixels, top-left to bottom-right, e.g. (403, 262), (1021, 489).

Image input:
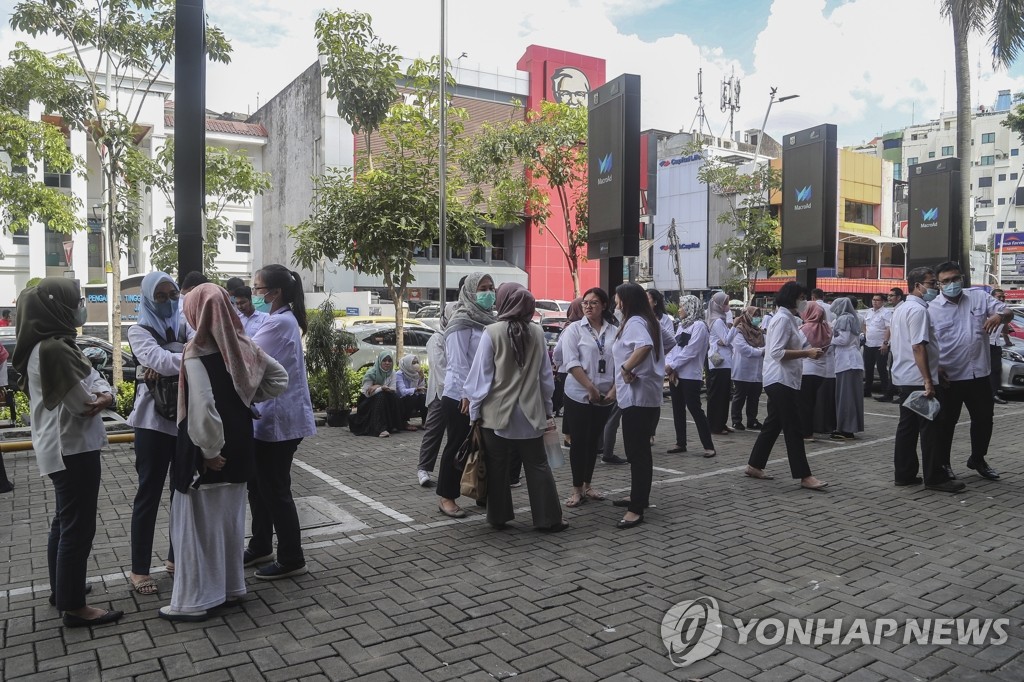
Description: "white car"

(345, 323), (436, 370)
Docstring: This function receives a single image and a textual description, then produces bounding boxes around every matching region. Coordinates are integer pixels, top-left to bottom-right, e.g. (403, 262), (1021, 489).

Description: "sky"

(3, 0), (1024, 148)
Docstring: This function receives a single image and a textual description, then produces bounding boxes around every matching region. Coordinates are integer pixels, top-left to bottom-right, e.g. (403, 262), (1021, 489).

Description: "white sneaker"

(417, 470), (431, 486)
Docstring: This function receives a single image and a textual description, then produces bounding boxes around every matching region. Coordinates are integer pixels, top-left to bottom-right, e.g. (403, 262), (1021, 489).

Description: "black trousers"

(748, 384), (812, 479)
(668, 379), (715, 451)
(417, 397), (445, 472)
(935, 377), (994, 466)
(893, 385), (947, 485)
(990, 345), (1003, 396)
(400, 392), (428, 423)
(564, 397), (613, 487)
(48, 451), (101, 612)
(480, 429), (561, 529)
(731, 380), (762, 426)
(863, 346), (889, 396)
(706, 368), (732, 431)
(248, 438), (305, 567)
(621, 406), (659, 515)
(799, 374), (825, 438)
(436, 397), (471, 501)
(131, 428), (176, 574)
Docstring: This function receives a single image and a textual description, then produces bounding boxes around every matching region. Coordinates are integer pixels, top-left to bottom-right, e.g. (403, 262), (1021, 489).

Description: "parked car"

(999, 337), (1024, 395)
(1005, 306), (1024, 340)
(345, 323), (437, 370)
(414, 304), (442, 319)
(335, 316), (429, 330)
(3, 335), (138, 388)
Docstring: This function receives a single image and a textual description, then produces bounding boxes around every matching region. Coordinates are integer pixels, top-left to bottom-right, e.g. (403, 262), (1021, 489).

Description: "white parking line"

(294, 458), (415, 524)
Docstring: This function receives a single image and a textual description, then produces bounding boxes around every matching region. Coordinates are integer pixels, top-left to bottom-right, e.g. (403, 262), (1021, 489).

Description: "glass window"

(998, 222), (1005, 229)
(982, 132), (996, 144)
(893, 162), (902, 181)
(928, 151), (935, 158)
(88, 230), (102, 268)
(468, 243), (485, 260)
(844, 243), (874, 267)
(364, 330), (396, 346)
(1012, 221), (1018, 229)
(234, 222), (251, 253)
(1012, 173), (1019, 180)
(12, 227), (29, 246)
(883, 139), (901, 150)
(907, 157), (918, 166)
(844, 200), (875, 226)
(491, 230), (506, 262)
(979, 176), (993, 187)
(981, 156), (995, 166)
(999, 174), (1007, 181)
(942, 146), (954, 156)
(999, 197), (1006, 205)
(1013, 149), (1019, 157)
(43, 158), (72, 189)
(976, 220), (988, 231)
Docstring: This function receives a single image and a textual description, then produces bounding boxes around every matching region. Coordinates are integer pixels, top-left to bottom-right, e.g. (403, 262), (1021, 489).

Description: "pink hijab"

(800, 302), (832, 349)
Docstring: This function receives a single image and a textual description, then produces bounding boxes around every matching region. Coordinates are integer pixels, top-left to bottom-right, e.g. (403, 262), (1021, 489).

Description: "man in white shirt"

(890, 267), (963, 492)
(811, 288), (836, 323)
(861, 294), (892, 398)
(989, 288), (1010, 405)
(234, 286), (268, 337)
(930, 261), (1012, 482)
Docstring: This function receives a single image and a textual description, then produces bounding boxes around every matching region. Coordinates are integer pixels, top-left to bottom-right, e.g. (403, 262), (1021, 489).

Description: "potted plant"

(305, 299), (356, 427)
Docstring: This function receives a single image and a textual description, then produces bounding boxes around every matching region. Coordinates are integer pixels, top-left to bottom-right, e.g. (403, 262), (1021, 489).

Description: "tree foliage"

(463, 101), (589, 297)
(0, 43), (88, 235)
(9, 0), (231, 383)
(315, 9), (400, 171)
(290, 58), (482, 358)
(698, 153), (782, 301)
(147, 138), (271, 277)
(305, 299), (356, 410)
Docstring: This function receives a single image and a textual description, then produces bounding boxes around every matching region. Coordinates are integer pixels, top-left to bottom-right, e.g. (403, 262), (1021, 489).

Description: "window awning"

(839, 230), (907, 246)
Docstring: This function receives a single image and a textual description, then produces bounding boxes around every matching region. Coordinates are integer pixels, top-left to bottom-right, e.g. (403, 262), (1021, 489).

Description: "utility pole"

(438, 0), (447, 303)
(175, 0), (205, 279)
(668, 218), (685, 295)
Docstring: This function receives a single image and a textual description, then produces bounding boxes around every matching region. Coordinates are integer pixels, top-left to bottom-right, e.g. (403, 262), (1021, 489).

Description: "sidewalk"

(1, 396), (1022, 681)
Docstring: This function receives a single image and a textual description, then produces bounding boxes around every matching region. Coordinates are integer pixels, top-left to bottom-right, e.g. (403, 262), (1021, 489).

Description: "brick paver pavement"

(1, 394), (1023, 681)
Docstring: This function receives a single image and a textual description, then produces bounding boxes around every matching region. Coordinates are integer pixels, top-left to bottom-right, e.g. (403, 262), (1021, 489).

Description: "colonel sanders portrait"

(550, 66), (590, 107)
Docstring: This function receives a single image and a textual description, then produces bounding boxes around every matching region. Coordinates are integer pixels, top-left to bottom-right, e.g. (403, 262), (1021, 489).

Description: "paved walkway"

(1, 395), (1023, 681)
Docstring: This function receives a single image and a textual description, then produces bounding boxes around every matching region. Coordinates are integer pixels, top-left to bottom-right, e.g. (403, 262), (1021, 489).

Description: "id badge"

(598, 359), (607, 374)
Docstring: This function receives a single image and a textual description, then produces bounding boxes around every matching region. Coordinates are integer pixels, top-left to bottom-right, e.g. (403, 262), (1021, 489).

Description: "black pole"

(796, 269), (817, 291)
(601, 256), (624, 297)
(175, 0), (205, 279)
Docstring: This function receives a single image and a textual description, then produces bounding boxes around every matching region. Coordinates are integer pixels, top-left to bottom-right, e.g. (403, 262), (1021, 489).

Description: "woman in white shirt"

(467, 283), (564, 531)
(246, 264), (317, 580)
(665, 295), (716, 457)
(648, 288), (676, 340)
(396, 354), (428, 427)
(829, 297), (865, 440)
(160, 284), (287, 622)
(610, 283), (665, 529)
(730, 306), (766, 431)
(798, 303), (831, 440)
(558, 287), (618, 508)
(437, 273), (496, 518)
(745, 282), (829, 490)
(12, 278), (122, 627)
(126, 271), (185, 595)
(706, 292), (736, 434)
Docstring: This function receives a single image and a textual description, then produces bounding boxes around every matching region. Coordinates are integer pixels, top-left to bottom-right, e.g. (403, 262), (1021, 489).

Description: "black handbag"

(131, 325), (185, 422)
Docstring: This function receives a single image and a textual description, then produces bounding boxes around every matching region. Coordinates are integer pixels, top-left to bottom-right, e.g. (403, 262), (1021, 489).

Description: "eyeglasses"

(153, 291), (181, 303)
(937, 275), (963, 286)
(253, 286), (272, 292)
(581, 300), (602, 307)
(921, 280), (937, 288)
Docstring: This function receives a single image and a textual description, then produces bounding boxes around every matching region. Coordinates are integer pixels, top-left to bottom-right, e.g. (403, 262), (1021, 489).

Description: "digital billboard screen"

(781, 124), (837, 270)
(906, 159), (960, 272)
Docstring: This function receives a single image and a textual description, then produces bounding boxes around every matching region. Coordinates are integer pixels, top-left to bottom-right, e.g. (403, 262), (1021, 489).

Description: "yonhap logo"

(661, 596), (723, 667)
(795, 185), (812, 202)
(598, 153), (613, 174)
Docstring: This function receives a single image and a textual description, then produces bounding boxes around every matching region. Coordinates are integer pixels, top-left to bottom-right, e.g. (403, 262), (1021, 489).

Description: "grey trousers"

(601, 405), (622, 458)
(480, 429), (562, 529)
(417, 397), (446, 472)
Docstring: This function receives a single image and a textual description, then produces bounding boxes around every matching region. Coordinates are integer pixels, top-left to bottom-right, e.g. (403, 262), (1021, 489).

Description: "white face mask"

(613, 309), (624, 322)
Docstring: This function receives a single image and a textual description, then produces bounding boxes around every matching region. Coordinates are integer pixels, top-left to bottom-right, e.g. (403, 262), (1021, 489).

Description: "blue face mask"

(252, 294), (271, 313)
(922, 288), (939, 302)
(752, 317), (762, 327)
(154, 300), (175, 319)
(942, 281), (962, 298)
(476, 291), (495, 310)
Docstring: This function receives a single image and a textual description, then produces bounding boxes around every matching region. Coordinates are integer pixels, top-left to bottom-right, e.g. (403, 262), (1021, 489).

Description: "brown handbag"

(458, 425), (487, 500)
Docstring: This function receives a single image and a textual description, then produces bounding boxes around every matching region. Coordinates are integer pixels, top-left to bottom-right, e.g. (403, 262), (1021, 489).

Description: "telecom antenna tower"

(721, 71), (741, 139)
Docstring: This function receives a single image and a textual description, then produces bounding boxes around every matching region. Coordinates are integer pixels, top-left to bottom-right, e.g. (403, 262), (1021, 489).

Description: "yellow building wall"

(839, 149), (883, 237)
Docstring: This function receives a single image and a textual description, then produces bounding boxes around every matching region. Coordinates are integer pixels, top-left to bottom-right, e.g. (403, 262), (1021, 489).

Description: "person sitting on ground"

(349, 351), (406, 437)
(396, 354), (428, 429)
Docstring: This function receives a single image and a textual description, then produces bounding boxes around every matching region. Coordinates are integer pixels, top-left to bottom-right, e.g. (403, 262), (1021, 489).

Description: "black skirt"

(349, 391), (403, 436)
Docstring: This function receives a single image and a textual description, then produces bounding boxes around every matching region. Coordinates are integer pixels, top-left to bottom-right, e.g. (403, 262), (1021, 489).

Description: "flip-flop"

(584, 488), (605, 501)
(130, 577), (159, 595)
(801, 481), (830, 491)
(565, 493), (583, 508)
(744, 467), (775, 480)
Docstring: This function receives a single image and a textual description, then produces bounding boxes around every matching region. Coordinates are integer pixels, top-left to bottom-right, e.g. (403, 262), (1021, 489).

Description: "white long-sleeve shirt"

(832, 328), (862, 374)
(707, 318), (736, 370)
(127, 324), (182, 436)
(28, 344), (112, 476)
(730, 332), (765, 383)
(560, 319), (615, 402)
(442, 328), (482, 401)
(613, 317), (666, 409)
(425, 332), (447, 402)
(466, 331), (554, 439)
(251, 308), (317, 442)
(762, 308), (806, 390)
(665, 321), (709, 382)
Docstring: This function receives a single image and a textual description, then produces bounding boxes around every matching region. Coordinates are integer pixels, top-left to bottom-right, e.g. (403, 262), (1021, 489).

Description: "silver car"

(999, 337), (1024, 395)
(346, 323), (436, 370)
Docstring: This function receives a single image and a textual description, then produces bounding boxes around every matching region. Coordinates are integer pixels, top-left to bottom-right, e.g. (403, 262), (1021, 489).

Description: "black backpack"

(130, 325), (185, 422)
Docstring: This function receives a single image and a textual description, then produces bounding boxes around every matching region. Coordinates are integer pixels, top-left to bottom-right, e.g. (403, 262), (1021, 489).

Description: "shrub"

(346, 366), (369, 409)
(115, 381), (136, 417)
(0, 391), (31, 426)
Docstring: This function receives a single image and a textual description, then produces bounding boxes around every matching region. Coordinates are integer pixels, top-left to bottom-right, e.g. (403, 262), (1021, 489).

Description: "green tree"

(698, 153), (782, 302)
(146, 138), (271, 278)
(463, 101), (589, 297)
(941, 0), (1024, 284)
(10, 0), (231, 383)
(290, 58), (482, 358)
(0, 43), (89, 237)
(315, 9), (400, 172)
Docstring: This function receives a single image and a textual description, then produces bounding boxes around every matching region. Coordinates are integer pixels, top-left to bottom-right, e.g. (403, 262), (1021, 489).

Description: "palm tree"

(941, 0), (1024, 284)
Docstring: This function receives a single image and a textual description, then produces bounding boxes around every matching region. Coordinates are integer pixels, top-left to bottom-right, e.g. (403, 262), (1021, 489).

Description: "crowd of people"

(5, 259), (1012, 628)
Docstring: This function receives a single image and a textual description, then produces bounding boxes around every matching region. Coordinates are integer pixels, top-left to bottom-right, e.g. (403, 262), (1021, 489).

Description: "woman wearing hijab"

(396, 354), (428, 428)
(706, 291), (736, 435)
(799, 303), (832, 440)
(665, 295), (716, 457)
(159, 284), (287, 622)
(349, 351), (404, 437)
(437, 272), (496, 518)
(13, 278), (122, 627)
(416, 303), (456, 487)
(745, 282), (829, 491)
(730, 306), (766, 431)
(126, 271), (185, 595)
(830, 297), (864, 440)
(246, 264), (317, 581)
(466, 283), (564, 531)
(610, 283), (666, 529)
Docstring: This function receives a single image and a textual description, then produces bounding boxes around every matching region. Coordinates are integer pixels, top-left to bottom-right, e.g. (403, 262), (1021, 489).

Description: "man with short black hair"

(862, 294), (892, 398)
(930, 261), (1012, 482)
(234, 286), (267, 337)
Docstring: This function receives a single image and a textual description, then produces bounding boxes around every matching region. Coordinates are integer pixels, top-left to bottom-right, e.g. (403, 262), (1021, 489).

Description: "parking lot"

(1, 394), (1023, 681)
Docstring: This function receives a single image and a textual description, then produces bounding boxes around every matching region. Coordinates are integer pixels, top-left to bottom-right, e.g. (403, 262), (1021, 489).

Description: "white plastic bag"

(902, 391), (940, 420)
(543, 419), (564, 469)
